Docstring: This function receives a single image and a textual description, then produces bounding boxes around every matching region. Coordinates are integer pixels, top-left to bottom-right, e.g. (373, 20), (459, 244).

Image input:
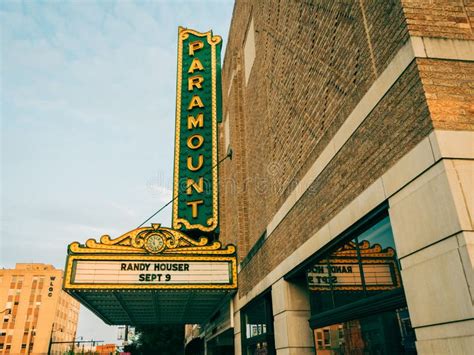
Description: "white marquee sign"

(73, 260), (231, 285)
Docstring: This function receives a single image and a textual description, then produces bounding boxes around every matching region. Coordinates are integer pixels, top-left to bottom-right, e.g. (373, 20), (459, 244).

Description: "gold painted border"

(172, 27), (221, 233)
(64, 254), (237, 290)
(67, 223), (236, 255)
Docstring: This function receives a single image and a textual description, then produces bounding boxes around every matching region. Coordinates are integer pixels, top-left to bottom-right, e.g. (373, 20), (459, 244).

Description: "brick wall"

(418, 58), (474, 131)
(218, 0), (473, 295)
(402, 0), (474, 40)
(219, 0), (410, 256)
(237, 62), (432, 295)
(402, 0), (474, 131)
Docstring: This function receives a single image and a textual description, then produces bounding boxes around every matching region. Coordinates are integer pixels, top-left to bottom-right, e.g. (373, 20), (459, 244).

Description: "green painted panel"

(172, 28), (222, 234)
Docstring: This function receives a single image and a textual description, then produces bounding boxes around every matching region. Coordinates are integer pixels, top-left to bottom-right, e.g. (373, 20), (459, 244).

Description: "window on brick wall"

(243, 17), (256, 85)
(304, 208), (417, 354)
(241, 291), (275, 355)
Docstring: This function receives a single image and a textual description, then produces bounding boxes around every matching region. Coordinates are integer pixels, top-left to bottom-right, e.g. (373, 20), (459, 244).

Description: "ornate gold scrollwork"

(68, 223), (235, 255)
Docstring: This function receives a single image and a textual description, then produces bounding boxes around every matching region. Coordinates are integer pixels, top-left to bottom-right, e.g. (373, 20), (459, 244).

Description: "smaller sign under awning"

(63, 224), (237, 325)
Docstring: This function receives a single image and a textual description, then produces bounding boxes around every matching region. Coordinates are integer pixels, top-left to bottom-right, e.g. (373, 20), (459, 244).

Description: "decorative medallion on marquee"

(68, 223), (235, 255)
(172, 27), (222, 234)
(307, 241), (401, 292)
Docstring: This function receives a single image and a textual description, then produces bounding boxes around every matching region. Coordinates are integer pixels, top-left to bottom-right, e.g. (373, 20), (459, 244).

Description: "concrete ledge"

(382, 137), (435, 197)
(276, 348), (315, 355)
(400, 233), (474, 327)
(430, 130), (474, 161)
(416, 336), (474, 355)
(274, 310), (313, 349)
(411, 36), (474, 61)
(416, 319), (474, 341)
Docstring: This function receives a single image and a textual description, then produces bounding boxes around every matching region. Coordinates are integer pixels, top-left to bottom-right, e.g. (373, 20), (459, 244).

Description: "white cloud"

(146, 182), (173, 203)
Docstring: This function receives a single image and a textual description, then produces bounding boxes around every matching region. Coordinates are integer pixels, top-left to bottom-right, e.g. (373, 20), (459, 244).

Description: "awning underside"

(69, 289), (230, 325)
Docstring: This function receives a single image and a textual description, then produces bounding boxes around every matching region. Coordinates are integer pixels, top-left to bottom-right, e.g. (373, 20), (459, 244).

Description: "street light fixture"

(47, 325), (63, 355)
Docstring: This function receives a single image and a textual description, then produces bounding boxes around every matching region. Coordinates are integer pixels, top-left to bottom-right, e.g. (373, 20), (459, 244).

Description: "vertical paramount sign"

(173, 27), (222, 234)
(63, 27), (236, 325)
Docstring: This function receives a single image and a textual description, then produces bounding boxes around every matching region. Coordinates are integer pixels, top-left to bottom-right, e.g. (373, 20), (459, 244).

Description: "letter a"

(188, 58), (204, 73)
(187, 95), (204, 110)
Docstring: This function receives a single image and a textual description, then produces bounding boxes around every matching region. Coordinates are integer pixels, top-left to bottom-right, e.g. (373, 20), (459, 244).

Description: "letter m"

(187, 113), (203, 130)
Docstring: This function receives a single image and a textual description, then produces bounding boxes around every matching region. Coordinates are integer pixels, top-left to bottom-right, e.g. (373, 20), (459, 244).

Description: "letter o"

(187, 134), (204, 150)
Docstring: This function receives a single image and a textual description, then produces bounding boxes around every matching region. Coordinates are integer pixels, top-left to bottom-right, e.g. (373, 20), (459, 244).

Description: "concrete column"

(271, 278), (315, 355)
(233, 308), (242, 355)
(389, 156), (474, 353)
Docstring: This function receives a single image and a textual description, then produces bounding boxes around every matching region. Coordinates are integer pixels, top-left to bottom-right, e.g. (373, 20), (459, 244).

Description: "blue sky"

(1, 0), (234, 345)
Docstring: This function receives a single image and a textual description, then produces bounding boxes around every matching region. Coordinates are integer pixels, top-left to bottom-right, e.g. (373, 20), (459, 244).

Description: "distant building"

(117, 325), (135, 347)
(0, 263), (80, 355)
(96, 343), (116, 354)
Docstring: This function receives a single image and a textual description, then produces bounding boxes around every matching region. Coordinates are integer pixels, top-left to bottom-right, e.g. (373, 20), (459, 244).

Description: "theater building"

(62, 1), (473, 354)
(208, 0), (473, 354)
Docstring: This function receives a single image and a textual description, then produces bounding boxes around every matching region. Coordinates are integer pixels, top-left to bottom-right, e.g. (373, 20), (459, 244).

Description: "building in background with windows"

(96, 343), (116, 354)
(188, 0), (474, 354)
(0, 263), (80, 355)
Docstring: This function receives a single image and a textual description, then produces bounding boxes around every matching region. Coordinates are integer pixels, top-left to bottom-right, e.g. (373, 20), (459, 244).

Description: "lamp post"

(47, 325), (62, 355)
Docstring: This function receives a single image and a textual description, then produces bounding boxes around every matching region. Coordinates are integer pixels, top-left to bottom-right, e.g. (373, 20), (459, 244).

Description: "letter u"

(187, 155), (203, 171)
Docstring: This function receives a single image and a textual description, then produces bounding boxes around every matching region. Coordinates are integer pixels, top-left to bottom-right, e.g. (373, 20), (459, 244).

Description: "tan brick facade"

(217, 1), (474, 354)
(418, 58), (474, 130)
(402, 0), (474, 40)
(220, 0), (473, 295)
(0, 264), (80, 355)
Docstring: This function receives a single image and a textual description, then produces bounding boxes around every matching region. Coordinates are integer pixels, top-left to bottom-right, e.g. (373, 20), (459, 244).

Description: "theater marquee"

(64, 224), (237, 291)
(62, 28), (236, 326)
(63, 223), (237, 324)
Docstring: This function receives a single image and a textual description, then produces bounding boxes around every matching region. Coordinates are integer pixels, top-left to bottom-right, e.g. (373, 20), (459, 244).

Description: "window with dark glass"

(241, 291), (275, 355)
(307, 212), (416, 354)
(308, 216), (401, 314)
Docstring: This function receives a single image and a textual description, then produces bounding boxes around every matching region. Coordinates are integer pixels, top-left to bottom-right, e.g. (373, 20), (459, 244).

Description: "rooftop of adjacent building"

(14, 263), (55, 270)
(0, 263), (60, 274)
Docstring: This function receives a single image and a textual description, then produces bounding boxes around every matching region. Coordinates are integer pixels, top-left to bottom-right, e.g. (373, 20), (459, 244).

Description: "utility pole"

(47, 325), (62, 355)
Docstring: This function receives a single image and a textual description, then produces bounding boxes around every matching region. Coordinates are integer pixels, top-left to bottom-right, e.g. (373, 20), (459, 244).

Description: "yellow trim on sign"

(67, 223), (236, 255)
(64, 254), (237, 290)
(172, 27), (221, 233)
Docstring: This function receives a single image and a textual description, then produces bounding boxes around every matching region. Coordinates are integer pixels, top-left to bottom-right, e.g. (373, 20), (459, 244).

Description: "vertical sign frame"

(173, 27), (222, 234)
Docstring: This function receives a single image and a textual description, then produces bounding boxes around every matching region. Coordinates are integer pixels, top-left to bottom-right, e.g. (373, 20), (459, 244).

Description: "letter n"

(186, 177), (204, 195)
